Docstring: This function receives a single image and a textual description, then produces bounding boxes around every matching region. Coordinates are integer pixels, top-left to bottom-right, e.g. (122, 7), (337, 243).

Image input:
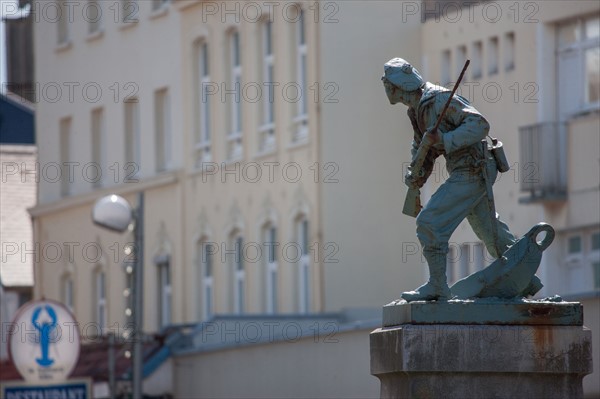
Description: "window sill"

(223, 158), (243, 167)
(149, 5), (170, 20)
(253, 148), (277, 160)
(189, 158), (218, 176)
(86, 29), (104, 43)
(564, 258), (583, 269)
(568, 105), (600, 121)
(55, 40), (73, 53)
(287, 138), (309, 151)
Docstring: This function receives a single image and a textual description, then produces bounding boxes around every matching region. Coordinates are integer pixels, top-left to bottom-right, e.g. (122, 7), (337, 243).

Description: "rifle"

(402, 59), (470, 217)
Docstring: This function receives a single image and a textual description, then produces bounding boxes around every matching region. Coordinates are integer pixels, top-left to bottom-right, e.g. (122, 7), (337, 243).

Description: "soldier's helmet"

(382, 58), (424, 92)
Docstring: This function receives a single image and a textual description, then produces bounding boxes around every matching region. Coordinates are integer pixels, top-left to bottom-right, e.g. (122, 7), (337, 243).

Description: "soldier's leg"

(403, 172), (486, 301)
(416, 172), (487, 250)
(467, 196), (517, 259)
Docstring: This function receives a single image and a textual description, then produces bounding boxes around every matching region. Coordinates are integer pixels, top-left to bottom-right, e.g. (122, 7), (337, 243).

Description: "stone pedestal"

(370, 301), (593, 399)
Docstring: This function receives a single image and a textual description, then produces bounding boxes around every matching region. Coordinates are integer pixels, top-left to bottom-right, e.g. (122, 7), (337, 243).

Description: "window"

(297, 218), (310, 313)
(568, 235), (582, 255)
(593, 261), (600, 289)
(591, 232), (600, 290)
(57, 0), (70, 45)
(472, 41), (483, 79)
(197, 241), (214, 320)
(63, 276), (73, 311)
(91, 108), (105, 188)
(441, 49), (451, 86)
(87, 0), (102, 35)
(95, 271), (107, 331)
(158, 261), (171, 328)
(557, 16), (600, 116)
(124, 99), (141, 175)
(292, 7), (308, 143)
(566, 234), (583, 268)
(195, 41), (211, 166)
(264, 225), (278, 314)
(232, 235), (245, 314)
(592, 232), (600, 252)
(59, 118), (72, 196)
(259, 20), (276, 153)
(152, 0), (169, 11)
(488, 36), (499, 75)
(505, 32), (515, 71)
(227, 31), (243, 161)
(155, 88), (172, 172)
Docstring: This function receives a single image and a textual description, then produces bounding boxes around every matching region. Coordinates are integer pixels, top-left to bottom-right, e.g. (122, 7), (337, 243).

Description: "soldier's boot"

(401, 257), (451, 302)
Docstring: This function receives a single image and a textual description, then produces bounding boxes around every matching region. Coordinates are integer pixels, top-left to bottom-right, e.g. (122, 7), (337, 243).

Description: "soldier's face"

(382, 79), (412, 106)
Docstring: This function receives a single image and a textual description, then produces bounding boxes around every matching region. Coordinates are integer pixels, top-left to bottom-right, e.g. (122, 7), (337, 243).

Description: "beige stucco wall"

(173, 328), (378, 398)
(319, 1), (425, 311)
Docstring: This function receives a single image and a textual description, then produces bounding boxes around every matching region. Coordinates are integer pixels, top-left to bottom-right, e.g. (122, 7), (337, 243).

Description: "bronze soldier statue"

(381, 58), (524, 302)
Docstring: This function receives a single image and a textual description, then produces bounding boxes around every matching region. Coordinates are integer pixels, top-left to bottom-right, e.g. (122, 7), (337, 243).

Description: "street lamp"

(92, 192), (144, 399)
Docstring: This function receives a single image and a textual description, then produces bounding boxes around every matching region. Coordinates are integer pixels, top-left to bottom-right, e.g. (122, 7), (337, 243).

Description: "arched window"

(262, 223), (278, 314)
(62, 274), (74, 312)
(230, 231), (245, 314)
(295, 216), (310, 313)
(156, 256), (172, 328)
(94, 268), (107, 330)
(196, 239), (214, 320)
(195, 39), (211, 166)
(258, 19), (275, 153)
(292, 5), (308, 142)
(227, 29), (243, 161)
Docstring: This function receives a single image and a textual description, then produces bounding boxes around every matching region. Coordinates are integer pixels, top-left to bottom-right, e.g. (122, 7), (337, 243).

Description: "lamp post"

(93, 192), (144, 399)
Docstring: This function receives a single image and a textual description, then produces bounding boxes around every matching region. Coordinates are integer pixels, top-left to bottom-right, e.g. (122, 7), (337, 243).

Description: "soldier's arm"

(440, 97), (490, 154)
(407, 107), (421, 161)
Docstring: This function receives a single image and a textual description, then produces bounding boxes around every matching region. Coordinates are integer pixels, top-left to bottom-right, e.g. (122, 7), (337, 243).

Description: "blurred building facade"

(27, 0), (420, 396)
(26, 0), (599, 397)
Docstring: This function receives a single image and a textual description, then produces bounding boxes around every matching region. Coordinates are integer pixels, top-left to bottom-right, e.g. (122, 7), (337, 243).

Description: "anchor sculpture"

(451, 223), (554, 299)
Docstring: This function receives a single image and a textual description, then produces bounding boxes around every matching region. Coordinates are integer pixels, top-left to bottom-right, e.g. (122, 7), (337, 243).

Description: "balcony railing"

(519, 121), (567, 203)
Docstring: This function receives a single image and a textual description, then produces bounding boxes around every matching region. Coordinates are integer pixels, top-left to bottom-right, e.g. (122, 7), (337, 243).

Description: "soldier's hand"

(404, 171), (420, 189)
(422, 129), (444, 150)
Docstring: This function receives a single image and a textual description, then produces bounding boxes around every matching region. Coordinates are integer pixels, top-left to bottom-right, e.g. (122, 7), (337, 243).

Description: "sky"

(1, 0), (30, 94)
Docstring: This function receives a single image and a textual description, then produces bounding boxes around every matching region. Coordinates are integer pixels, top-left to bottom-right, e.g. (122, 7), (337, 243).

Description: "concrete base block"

(370, 324), (592, 399)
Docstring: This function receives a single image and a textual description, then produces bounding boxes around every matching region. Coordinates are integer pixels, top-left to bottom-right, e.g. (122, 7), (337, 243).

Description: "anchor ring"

(527, 223), (555, 252)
